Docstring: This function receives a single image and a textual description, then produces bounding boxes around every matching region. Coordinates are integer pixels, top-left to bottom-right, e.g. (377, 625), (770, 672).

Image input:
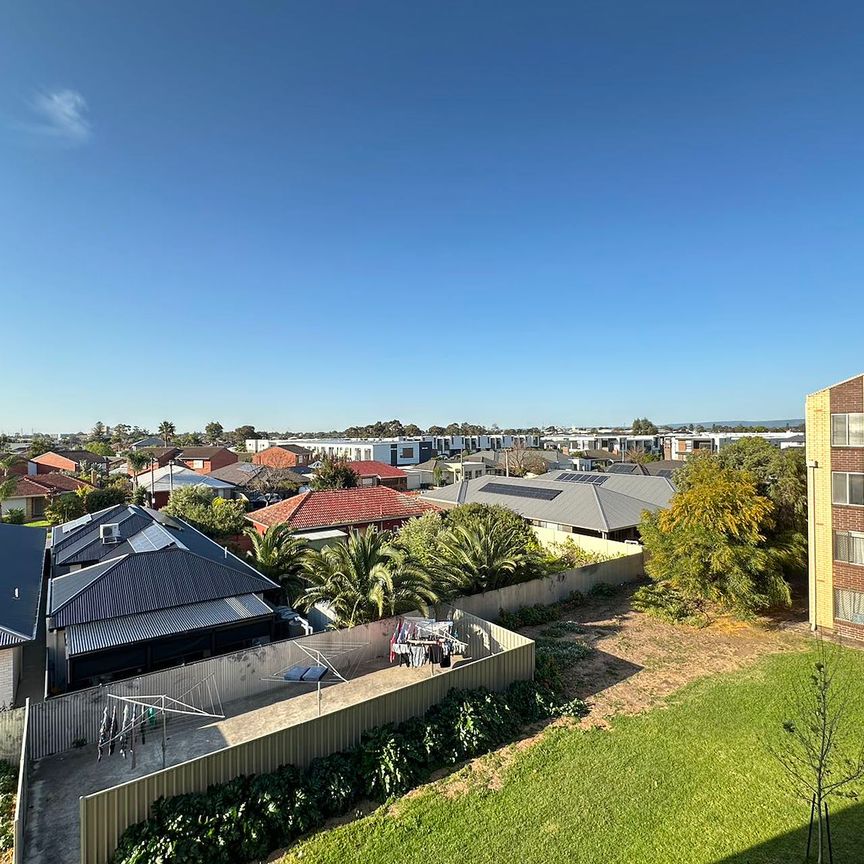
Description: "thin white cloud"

(21, 89), (92, 144)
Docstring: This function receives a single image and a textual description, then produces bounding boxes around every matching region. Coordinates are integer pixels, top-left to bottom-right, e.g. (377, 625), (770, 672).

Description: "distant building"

(0, 473), (90, 522)
(543, 433), (662, 457)
(252, 444), (313, 469)
(248, 486), (435, 535)
(30, 450), (109, 475)
(662, 430), (804, 461)
(133, 464), (236, 509)
(175, 446), (238, 474)
(806, 373), (864, 642)
(422, 470), (674, 542)
(343, 460), (409, 491)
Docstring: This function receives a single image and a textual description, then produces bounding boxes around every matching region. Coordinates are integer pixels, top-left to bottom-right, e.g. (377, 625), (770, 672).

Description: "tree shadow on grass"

(712, 800), (864, 864)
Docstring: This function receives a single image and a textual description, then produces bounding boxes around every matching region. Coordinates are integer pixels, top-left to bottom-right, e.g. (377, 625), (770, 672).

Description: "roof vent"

(100, 523), (121, 544)
(13, 588), (19, 600)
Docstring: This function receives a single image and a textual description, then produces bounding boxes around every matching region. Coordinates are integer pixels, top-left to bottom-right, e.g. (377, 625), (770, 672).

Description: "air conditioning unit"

(100, 523), (121, 544)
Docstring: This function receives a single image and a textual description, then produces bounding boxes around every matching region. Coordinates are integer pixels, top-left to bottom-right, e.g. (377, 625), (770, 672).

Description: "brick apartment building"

(806, 372), (864, 641)
(252, 444), (313, 469)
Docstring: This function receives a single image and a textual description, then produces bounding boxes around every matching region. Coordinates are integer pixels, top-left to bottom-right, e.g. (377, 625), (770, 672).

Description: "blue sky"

(2, 2), (862, 433)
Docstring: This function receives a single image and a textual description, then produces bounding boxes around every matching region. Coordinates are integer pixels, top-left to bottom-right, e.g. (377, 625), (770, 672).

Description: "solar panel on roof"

(606, 464), (634, 474)
(556, 472), (609, 485)
(480, 482), (562, 501)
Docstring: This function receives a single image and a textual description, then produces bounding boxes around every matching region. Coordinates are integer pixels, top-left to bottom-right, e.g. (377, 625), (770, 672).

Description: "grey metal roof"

(0, 524), (45, 645)
(48, 547), (279, 628)
(65, 593), (273, 656)
(421, 471), (674, 534)
(50, 504), (263, 580)
(133, 465), (236, 493)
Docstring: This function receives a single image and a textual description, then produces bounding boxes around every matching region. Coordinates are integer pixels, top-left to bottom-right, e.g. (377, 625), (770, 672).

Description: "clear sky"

(2, 1), (862, 433)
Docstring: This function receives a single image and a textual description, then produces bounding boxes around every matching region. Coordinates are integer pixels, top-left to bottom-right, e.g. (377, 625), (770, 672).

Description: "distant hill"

(661, 419), (804, 429)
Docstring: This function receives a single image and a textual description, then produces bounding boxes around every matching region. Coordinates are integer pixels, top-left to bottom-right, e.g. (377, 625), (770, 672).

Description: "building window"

(834, 588), (864, 624)
(832, 472), (864, 506)
(401, 447), (414, 459)
(835, 531), (864, 565)
(832, 413), (864, 447)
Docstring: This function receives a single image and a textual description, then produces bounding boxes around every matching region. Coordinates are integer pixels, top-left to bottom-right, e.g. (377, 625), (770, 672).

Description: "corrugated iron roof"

(0, 523), (46, 644)
(48, 547), (278, 628)
(65, 593), (273, 656)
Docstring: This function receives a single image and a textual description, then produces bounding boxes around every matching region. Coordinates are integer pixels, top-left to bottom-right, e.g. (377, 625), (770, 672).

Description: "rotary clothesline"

(98, 674), (225, 769)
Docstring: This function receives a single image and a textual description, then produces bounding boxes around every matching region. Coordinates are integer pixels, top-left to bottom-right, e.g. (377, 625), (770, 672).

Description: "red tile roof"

(249, 486), (436, 530)
(1, 473), (90, 498)
(346, 460), (407, 479)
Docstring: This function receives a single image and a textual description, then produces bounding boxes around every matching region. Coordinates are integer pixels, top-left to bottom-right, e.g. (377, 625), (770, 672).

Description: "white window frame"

(832, 471), (864, 506)
(834, 530), (864, 566)
(831, 413), (864, 447)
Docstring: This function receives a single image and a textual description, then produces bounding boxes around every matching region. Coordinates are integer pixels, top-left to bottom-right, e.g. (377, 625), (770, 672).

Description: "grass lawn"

(281, 647), (864, 864)
(23, 520), (50, 528)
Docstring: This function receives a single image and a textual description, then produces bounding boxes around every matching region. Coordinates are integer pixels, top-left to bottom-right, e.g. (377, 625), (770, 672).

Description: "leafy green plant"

(3, 508), (25, 525)
(587, 582), (617, 598)
(632, 582), (709, 626)
(358, 725), (424, 800)
(540, 620), (586, 638)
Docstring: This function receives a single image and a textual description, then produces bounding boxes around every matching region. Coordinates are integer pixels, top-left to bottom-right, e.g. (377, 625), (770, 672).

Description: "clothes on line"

(390, 617), (459, 668)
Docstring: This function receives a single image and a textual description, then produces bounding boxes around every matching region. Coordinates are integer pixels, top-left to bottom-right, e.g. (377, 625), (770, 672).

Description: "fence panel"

(12, 698), (30, 864)
(79, 612), (532, 864)
(0, 707), (26, 763)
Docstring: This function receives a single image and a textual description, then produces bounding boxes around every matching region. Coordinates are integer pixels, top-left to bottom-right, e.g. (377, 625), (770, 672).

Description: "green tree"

(0, 475), (19, 520)
(639, 457), (792, 616)
(427, 509), (544, 597)
(770, 645), (864, 863)
(311, 456), (359, 491)
(90, 421), (108, 442)
(45, 492), (86, 525)
(125, 450), (154, 487)
(244, 524), (310, 605)
(28, 434), (55, 459)
(84, 441), (115, 458)
(298, 528), (437, 627)
(83, 487), (128, 513)
(232, 425), (257, 449)
(444, 503), (542, 555)
(163, 485), (247, 537)
(158, 420), (176, 446)
(393, 511), (445, 570)
(204, 421), (224, 444)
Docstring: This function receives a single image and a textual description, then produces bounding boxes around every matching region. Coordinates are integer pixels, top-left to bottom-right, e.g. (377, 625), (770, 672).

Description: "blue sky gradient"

(1, 2), (862, 432)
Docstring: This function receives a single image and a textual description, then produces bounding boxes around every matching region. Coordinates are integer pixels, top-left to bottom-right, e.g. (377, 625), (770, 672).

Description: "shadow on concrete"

(712, 801), (864, 864)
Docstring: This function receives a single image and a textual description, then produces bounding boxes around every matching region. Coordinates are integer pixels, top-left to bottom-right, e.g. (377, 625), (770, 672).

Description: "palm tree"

(297, 527), (438, 628)
(245, 523), (310, 605)
(125, 450), (153, 488)
(158, 420), (176, 446)
(427, 513), (542, 597)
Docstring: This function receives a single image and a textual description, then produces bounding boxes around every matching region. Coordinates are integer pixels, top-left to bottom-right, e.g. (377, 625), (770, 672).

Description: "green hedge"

(112, 680), (587, 864)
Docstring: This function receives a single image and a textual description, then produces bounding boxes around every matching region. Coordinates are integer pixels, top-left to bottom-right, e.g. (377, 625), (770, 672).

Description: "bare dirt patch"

(523, 585), (809, 729)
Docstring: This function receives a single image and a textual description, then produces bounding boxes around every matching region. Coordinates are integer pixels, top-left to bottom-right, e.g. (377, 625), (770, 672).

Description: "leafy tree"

(444, 503), (542, 555)
(130, 486), (147, 506)
(175, 432), (203, 447)
(28, 434), (55, 459)
(298, 528), (437, 627)
(311, 457), (359, 491)
(232, 425), (257, 449)
(0, 474), (19, 520)
(427, 426), (446, 436)
(163, 485), (247, 537)
(393, 511), (444, 570)
(432, 462), (445, 487)
(158, 420), (176, 446)
(90, 421), (108, 442)
(770, 644), (864, 863)
(204, 421), (224, 444)
(83, 487), (128, 513)
(84, 441), (114, 458)
(427, 509), (544, 597)
(631, 417), (658, 435)
(246, 467), (302, 497)
(111, 423), (132, 445)
(245, 524), (310, 605)
(639, 457), (792, 616)
(46, 493), (86, 525)
(403, 424), (422, 437)
(504, 444), (548, 477)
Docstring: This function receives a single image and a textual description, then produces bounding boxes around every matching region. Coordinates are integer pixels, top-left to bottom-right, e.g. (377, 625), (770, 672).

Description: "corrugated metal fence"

(0, 706), (26, 763)
(12, 698), (30, 864)
(79, 610), (533, 864)
(29, 619), (397, 761)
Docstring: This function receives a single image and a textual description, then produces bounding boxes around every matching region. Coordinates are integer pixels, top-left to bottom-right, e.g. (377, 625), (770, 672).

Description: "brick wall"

(834, 621), (864, 642)
(0, 648), (17, 709)
(829, 375), (864, 413)
(833, 506), (864, 532)
(253, 447), (305, 469)
(199, 450), (238, 474)
(33, 453), (76, 473)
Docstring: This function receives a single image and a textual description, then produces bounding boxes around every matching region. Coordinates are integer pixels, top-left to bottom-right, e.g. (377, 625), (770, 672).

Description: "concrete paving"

(23, 656), (460, 864)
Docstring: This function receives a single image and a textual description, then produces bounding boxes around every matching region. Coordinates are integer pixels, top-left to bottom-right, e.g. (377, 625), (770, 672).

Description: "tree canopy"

(163, 486), (247, 537)
(311, 457), (359, 491)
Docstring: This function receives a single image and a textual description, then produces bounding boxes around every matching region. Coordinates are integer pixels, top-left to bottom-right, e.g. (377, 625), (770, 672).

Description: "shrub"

(112, 678), (585, 864)
(587, 582), (618, 598)
(540, 620), (586, 638)
(3, 508), (25, 525)
(632, 581), (709, 626)
(496, 592), (584, 631)
(535, 638), (593, 691)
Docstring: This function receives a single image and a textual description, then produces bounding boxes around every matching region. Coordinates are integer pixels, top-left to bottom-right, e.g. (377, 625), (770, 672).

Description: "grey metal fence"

(78, 611), (533, 864)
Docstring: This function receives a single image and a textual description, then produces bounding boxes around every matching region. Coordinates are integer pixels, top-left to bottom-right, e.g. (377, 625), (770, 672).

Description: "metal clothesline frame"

(262, 640), (369, 715)
(104, 673), (225, 769)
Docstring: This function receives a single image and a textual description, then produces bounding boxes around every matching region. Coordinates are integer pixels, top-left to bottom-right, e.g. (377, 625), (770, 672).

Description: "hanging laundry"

(97, 707), (109, 762)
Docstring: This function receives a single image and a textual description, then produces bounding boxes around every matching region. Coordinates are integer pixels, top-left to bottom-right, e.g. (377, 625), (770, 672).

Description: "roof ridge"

(589, 485), (610, 532)
(49, 554), (128, 615)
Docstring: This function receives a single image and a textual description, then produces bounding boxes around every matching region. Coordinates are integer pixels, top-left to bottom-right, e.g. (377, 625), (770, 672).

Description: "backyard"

(278, 588), (864, 864)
